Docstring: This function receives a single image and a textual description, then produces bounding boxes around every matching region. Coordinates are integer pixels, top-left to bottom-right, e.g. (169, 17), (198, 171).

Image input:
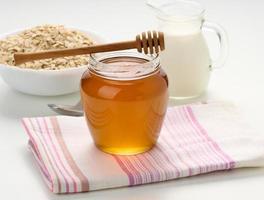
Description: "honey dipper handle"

(14, 40), (137, 65)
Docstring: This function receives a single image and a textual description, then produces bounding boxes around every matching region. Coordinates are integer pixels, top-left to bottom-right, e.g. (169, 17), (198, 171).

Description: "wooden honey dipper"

(14, 31), (165, 65)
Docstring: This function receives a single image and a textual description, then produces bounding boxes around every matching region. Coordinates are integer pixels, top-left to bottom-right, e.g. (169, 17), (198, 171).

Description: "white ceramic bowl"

(0, 28), (105, 96)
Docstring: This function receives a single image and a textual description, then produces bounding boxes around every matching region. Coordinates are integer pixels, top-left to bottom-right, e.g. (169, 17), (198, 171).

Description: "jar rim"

(89, 51), (160, 81)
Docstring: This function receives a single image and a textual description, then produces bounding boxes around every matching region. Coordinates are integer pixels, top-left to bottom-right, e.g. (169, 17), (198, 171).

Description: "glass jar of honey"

(80, 51), (168, 155)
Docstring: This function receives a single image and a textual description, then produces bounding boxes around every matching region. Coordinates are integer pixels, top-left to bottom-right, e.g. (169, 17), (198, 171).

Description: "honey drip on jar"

(81, 56), (168, 155)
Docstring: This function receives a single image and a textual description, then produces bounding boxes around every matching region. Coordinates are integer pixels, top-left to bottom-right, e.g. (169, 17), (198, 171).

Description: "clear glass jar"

(80, 51), (168, 155)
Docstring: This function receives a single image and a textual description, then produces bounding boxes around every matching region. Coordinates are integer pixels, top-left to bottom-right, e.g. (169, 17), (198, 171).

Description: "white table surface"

(1, 0), (264, 199)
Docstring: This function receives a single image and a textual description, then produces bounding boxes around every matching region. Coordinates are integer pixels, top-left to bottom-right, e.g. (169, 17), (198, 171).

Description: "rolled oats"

(0, 25), (94, 70)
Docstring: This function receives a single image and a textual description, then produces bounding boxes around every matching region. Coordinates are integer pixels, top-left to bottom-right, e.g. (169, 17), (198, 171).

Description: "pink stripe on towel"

(114, 106), (235, 184)
(49, 117), (90, 192)
(22, 101), (263, 194)
(185, 106), (235, 169)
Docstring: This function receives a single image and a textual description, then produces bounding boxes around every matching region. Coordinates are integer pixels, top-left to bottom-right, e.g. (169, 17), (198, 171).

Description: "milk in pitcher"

(154, 0), (228, 99)
(160, 29), (211, 98)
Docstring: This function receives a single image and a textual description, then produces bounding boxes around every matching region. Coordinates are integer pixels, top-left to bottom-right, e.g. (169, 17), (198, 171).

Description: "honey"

(81, 52), (168, 155)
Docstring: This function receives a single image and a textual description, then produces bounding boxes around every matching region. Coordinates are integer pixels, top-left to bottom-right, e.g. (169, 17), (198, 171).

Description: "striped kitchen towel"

(22, 101), (264, 193)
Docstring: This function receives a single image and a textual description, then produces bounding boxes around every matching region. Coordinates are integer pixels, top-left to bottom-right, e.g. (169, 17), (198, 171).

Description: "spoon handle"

(14, 31), (165, 65)
(14, 40), (136, 65)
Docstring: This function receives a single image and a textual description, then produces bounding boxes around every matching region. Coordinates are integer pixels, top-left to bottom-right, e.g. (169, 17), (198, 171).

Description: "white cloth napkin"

(22, 101), (264, 193)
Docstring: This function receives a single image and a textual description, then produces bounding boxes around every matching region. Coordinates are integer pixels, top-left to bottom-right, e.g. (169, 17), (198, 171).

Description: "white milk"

(152, 0), (227, 99)
(160, 31), (211, 98)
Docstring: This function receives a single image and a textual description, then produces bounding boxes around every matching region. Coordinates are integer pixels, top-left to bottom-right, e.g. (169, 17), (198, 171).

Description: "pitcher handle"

(202, 21), (229, 69)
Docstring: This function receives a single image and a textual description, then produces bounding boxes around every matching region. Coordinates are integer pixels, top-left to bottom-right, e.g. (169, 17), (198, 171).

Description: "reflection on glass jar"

(80, 52), (168, 155)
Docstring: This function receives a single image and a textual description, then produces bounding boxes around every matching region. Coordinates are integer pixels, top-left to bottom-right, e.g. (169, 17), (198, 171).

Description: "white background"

(0, 0), (264, 199)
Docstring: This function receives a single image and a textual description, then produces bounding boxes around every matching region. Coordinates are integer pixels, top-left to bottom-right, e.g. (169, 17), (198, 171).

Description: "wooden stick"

(14, 31), (165, 65)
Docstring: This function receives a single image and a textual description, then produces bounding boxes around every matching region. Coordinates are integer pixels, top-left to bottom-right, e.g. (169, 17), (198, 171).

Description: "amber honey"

(81, 52), (168, 155)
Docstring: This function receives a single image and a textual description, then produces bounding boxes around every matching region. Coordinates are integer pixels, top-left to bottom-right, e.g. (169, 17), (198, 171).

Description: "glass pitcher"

(148, 0), (228, 99)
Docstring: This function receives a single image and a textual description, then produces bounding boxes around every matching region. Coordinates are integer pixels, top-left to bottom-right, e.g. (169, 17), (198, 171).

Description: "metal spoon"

(48, 100), (84, 116)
